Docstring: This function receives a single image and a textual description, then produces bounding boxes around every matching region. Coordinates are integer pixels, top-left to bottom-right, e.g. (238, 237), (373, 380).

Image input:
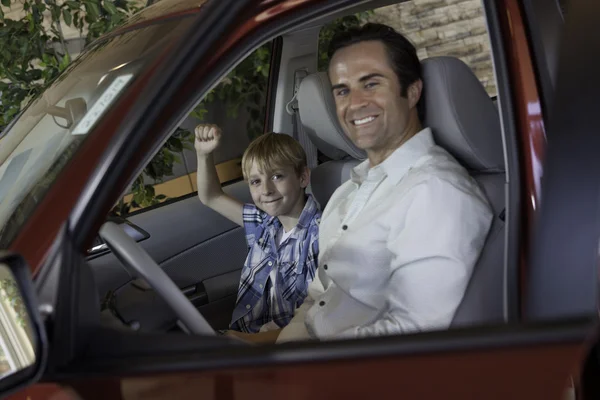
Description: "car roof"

(126, 0), (207, 25)
(113, 0), (260, 34)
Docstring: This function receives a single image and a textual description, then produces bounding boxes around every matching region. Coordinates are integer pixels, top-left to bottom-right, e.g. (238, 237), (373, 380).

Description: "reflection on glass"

(0, 263), (35, 378)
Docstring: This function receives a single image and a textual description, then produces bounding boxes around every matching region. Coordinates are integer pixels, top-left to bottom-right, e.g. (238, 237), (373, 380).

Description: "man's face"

(329, 40), (421, 163)
(247, 163), (309, 218)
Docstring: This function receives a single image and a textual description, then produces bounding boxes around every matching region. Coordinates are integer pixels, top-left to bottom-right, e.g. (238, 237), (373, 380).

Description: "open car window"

(0, 16), (198, 248)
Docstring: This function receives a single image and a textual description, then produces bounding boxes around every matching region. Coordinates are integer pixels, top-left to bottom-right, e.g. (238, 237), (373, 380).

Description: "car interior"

(84, 0), (518, 340)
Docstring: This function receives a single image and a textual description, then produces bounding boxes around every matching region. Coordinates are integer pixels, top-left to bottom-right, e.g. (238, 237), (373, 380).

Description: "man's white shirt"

(277, 128), (493, 342)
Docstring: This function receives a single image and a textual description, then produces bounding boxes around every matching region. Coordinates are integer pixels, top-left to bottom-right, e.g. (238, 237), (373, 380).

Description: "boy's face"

(247, 163), (309, 218)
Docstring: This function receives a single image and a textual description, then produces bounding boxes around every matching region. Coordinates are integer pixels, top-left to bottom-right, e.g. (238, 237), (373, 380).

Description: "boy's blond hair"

(241, 133), (307, 179)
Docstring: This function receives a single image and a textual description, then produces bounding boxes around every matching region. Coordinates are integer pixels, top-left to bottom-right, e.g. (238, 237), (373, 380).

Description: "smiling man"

(272, 23), (494, 342)
(231, 24), (494, 344)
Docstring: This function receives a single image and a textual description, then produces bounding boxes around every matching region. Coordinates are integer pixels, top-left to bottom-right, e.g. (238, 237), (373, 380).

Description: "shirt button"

(268, 261), (273, 266)
(323, 264), (328, 270)
(246, 304), (251, 310)
(259, 284), (263, 289)
(342, 225), (348, 230)
(319, 301), (326, 307)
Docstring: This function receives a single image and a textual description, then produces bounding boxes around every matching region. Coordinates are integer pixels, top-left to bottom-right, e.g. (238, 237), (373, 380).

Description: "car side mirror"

(0, 252), (47, 398)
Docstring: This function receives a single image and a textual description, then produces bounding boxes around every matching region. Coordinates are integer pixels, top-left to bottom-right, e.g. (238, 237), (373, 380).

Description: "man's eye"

(365, 81), (378, 89)
(335, 88), (349, 97)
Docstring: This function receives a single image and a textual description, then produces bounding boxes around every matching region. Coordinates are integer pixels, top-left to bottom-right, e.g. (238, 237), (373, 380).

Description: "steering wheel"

(99, 221), (215, 335)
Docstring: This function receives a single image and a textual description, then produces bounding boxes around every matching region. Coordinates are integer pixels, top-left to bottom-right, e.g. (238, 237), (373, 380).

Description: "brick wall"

(367, 0), (496, 96)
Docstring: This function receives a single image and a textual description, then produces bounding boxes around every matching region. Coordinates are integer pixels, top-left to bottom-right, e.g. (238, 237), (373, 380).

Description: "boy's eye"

(272, 174), (283, 181)
(250, 179), (260, 186)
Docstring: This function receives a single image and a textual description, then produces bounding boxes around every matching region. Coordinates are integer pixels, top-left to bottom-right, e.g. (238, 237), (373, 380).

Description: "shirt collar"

(265, 194), (319, 230)
(350, 127), (435, 186)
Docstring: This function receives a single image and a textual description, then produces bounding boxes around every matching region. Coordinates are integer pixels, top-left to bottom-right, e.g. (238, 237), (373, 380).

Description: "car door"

(103, 0), (597, 396)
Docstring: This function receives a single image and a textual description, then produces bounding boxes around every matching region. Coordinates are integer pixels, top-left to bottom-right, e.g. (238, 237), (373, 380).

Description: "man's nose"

(348, 90), (368, 110)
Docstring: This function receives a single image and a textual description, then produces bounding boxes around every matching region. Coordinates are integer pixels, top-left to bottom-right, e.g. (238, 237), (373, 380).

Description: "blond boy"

(195, 125), (321, 334)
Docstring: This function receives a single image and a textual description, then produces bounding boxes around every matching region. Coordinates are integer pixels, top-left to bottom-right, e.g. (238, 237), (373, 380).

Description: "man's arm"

(195, 124), (243, 227)
(225, 329), (282, 344)
(336, 177), (493, 339)
(225, 296), (316, 344)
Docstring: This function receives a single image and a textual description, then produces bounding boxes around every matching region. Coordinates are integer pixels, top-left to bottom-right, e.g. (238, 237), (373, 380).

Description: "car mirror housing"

(0, 252), (47, 398)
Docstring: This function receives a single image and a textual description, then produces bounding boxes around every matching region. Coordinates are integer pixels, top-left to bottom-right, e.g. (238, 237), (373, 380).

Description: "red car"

(0, 0), (597, 398)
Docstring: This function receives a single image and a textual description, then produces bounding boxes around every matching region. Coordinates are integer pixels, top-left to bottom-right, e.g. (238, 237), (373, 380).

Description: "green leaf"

(1, 0), (10, 8)
(58, 53), (70, 71)
(87, 2), (101, 19)
(133, 191), (145, 205)
(103, 0), (118, 15)
(62, 9), (73, 26)
(66, 1), (80, 9)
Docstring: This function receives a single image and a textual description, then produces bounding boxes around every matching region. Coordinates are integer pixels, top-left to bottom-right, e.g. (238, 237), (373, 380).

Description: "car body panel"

(91, 181), (252, 331)
(496, 0), (547, 312)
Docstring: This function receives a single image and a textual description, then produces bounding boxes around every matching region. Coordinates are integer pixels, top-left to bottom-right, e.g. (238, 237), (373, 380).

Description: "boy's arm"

(195, 124), (244, 227)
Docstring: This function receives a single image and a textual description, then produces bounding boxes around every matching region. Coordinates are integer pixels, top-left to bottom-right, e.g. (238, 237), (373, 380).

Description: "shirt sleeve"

(335, 177), (494, 339)
(294, 226), (320, 307)
(242, 203), (264, 248)
(276, 296), (314, 343)
(277, 244), (326, 343)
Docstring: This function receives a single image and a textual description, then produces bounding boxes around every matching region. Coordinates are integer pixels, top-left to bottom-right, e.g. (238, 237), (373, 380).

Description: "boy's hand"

(194, 124), (222, 156)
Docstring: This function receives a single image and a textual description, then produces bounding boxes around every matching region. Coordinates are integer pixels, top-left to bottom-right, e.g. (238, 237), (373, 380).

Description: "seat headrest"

(422, 57), (504, 172)
(298, 57), (503, 172)
(297, 72), (366, 161)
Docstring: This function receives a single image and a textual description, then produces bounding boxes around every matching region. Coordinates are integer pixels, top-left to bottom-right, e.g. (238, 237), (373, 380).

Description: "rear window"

(319, 1), (497, 97)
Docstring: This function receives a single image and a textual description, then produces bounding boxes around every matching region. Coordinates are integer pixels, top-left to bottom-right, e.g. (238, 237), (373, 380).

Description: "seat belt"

(286, 68), (318, 169)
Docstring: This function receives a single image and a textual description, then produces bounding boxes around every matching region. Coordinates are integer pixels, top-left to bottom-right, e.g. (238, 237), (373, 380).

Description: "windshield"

(0, 16), (196, 248)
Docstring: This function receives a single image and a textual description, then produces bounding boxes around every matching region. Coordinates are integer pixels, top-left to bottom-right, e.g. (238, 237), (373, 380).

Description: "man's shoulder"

(412, 145), (474, 185)
(403, 145), (492, 208)
(328, 178), (357, 202)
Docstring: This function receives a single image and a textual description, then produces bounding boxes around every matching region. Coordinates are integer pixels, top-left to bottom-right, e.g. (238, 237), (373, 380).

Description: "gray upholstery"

(310, 159), (360, 208)
(299, 56), (507, 328)
(297, 72), (366, 161)
(451, 174), (506, 327)
(297, 72), (365, 207)
(422, 56), (506, 327)
(422, 57), (504, 172)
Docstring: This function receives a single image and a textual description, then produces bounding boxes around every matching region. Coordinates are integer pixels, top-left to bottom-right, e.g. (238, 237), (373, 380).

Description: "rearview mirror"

(0, 252), (46, 398)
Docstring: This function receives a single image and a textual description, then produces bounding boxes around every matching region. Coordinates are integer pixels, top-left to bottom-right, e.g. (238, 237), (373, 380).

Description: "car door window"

(320, 1), (497, 98)
(112, 42), (273, 216)
(0, 17), (197, 249)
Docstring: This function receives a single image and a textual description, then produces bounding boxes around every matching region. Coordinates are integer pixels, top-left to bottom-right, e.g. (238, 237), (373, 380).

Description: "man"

(231, 23), (493, 344)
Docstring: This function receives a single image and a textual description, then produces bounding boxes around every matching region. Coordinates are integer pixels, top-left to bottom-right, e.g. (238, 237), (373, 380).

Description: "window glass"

(319, 0), (497, 97)
(114, 42), (273, 216)
(0, 17), (197, 248)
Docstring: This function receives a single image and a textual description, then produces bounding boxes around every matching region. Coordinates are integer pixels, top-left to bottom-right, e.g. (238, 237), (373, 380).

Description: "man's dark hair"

(327, 23), (424, 120)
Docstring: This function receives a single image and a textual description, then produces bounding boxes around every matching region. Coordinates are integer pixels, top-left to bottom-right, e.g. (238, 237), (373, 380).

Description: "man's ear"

(407, 79), (423, 109)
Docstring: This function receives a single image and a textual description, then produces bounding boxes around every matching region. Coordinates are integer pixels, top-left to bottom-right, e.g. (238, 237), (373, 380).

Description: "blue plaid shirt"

(230, 195), (321, 333)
